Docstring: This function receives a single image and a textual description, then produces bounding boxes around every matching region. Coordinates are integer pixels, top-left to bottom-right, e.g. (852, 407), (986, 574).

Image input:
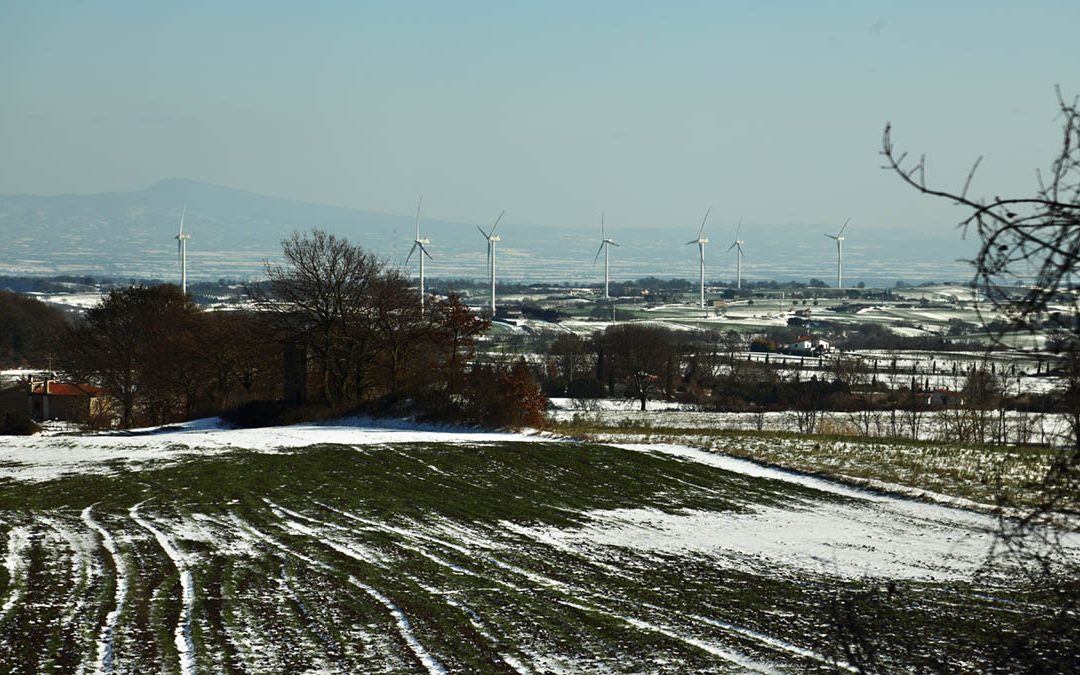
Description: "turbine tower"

(727, 217), (745, 290)
(175, 206), (191, 295)
(476, 210), (505, 315)
(405, 196), (433, 310)
(593, 212), (619, 299)
(685, 207), (711, 309)
(824, 218), (850, 289)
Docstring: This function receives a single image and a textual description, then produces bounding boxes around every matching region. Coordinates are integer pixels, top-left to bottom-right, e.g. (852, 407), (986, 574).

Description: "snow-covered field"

(0, 416), (541, 483)
(549, 397), (1073, 446)
(24, 290), (106, 311)
(0, 418), (1074, 672)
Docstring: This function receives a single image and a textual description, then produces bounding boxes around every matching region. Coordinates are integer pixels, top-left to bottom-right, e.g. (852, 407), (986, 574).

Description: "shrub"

(567, 377), (606, 399)
(463, 360), (548, 429)
(220, 400), (286, 428)
(0, 412), (40, 436)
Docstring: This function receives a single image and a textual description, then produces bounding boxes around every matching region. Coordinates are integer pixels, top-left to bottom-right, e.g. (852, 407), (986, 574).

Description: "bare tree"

(882, 87), (1080, 360)
(64, 284), (200, 428)
(548, 333), (588, 385)
(599, 324), (676, 411)
(882, 89), (1080, 672)
(252, 229), (382, 403)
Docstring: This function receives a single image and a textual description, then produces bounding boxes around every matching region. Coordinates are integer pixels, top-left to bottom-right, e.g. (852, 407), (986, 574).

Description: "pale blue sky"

(1, 1), (1077, 232)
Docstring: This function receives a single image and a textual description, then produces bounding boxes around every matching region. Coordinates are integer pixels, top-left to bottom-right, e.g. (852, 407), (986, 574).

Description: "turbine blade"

(824, 234), (838, 240)
(405, 242), (418, 264)
(727, 241), (738, 251)
(838, 217), (850, 237)
(178, 204), (186, 236)
(735, 216), (742, 239)
(177, 240), (182, 268)
(421, 243), (434, 260)
(489, 209), (505, 237)
(686, 239), (699, 246)
(415, 195), (423, 238)
(698, 207), (711, 239)
(609, 241), (619, 247)
(476, 225), (489, 239)
(594, 242), (605, 263)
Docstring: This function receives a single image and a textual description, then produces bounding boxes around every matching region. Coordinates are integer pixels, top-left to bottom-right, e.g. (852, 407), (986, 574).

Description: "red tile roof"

(30, 382), (105, 397)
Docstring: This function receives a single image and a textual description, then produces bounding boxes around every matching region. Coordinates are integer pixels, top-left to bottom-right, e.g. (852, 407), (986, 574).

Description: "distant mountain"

(0, 179), (416, 280)
(0, 179), (977, 285)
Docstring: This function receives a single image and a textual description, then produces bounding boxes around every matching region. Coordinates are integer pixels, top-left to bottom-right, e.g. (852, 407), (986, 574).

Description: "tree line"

(45, 229), (545, 430)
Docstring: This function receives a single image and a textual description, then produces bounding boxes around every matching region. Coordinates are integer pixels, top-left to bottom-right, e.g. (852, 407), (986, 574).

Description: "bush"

(566, 377), (606, 399)
(220, 400), (286, 428)
(463, 360), (549, 429)
(221, 399), (382, 428)
(0, 412), (40, 436)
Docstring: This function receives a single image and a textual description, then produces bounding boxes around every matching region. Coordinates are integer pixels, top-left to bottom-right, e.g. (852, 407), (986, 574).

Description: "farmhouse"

(785, 335), (831, 356)
(921, 389), (966, 408)
(0, 379), (110, 423)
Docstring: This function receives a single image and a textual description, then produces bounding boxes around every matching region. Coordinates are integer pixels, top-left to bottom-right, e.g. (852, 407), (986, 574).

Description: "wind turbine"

(824, 218), (850, 289)
(727, 217), (745, 290)
(175, 205), (191, 295)
(686, 207), (711, 309)
(476, 210), (505, 315)
(405, 196), (433, 310)
(594, 212), (619, 299)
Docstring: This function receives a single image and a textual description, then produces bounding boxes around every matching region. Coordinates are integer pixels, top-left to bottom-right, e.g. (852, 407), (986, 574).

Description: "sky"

(1, 1), (1077, 234)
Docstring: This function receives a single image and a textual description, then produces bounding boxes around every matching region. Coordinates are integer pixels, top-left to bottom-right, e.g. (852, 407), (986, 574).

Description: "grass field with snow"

(0, 421), (1072, 672)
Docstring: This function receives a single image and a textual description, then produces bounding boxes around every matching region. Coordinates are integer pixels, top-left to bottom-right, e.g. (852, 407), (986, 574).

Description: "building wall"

(30, 393), (92, 422)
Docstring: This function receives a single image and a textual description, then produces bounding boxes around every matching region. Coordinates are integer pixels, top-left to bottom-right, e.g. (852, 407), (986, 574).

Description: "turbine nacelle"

(825, 218), (850, 242)
(407, 195), (434, 309)
(477, 210), (505, 242)
(406, 238), (433, 263)
(689, 208), (712, 310)
(726, 217), (744, 254)
(594, 239), (618, 262)
(824, 218), (851, 289)
(595, 212), (618, 299)
(174, 205), (190, 295)
(475, 210), (506, 315)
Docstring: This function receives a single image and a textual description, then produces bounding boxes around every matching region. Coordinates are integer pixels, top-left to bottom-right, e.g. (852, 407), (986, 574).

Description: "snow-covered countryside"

(1, 418), (1070, 673)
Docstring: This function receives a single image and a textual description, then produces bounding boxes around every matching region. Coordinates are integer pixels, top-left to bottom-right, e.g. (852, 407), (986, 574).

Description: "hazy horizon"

(2, 2), (1077, 236)
(0, 176), (977, 286)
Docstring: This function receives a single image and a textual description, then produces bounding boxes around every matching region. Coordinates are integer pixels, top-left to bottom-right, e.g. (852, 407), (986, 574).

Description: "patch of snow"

(82, 506), (126, 675)
(347, 576), (448, 675)
(129, 503), (196, 675)
(531, 504), (992, 581)
(549, 397), (700, 412)
(0, 416), (545, 483)
(0, 526), (31, 623)
(533, 443), (1080, 581)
